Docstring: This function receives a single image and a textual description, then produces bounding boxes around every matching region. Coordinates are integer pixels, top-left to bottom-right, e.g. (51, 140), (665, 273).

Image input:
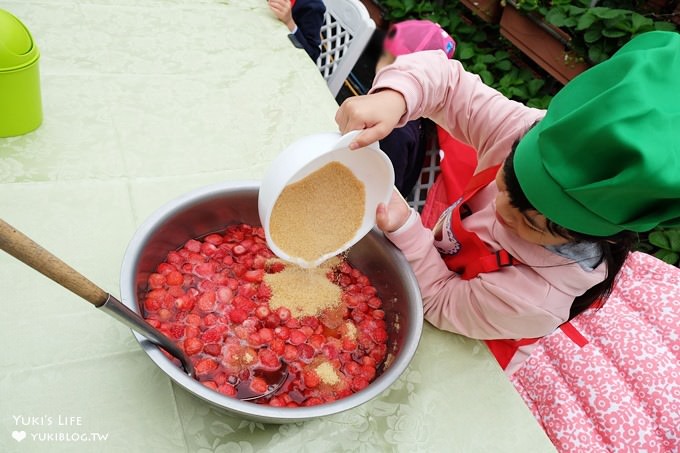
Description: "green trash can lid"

(0, 8), (40, 71)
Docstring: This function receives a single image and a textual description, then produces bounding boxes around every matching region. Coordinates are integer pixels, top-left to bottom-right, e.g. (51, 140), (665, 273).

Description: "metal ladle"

(0, 219), (291, 401)
(0, 218), (195, 378)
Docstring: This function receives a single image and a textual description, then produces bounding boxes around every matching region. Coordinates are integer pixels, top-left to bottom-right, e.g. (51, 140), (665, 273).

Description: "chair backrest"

(317, 0), (376, 97)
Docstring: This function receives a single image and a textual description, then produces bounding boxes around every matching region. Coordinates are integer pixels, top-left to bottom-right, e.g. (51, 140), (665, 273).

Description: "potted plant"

(500, 1), (589, 84)
(502, 0), (678, 83)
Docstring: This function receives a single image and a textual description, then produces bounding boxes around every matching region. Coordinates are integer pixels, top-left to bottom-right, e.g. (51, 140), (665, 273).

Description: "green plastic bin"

(0, 8), (42, 137)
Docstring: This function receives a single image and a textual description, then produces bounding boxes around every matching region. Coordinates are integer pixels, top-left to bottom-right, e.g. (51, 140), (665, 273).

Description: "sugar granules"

(264, 263), (341, 318)
(269, 161), (365, 262)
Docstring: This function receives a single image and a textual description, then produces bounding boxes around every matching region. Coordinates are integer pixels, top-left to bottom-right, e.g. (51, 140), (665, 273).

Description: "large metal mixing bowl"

(119, 181), (423, 423)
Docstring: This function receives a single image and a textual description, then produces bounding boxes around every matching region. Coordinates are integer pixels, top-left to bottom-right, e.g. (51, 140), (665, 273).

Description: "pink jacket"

(371, 51), (607, 349)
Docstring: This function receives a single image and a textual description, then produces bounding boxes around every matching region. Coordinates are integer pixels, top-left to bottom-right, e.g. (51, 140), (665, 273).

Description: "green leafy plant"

(512, 0), (678, 63)
(637, 227), (680, 266)
(378, 0), (559, 107)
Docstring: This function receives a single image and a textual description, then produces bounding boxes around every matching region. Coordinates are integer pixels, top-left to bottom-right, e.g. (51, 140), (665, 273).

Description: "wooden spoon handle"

(0, 219), (108, 306)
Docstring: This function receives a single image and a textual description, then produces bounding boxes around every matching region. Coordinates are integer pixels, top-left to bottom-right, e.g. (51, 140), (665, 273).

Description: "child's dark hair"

(502, 144), (637, 319)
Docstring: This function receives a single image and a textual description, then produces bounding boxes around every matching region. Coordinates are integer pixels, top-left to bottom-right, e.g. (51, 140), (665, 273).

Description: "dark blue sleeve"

(292, 0), (326, 61)
(379, 120), (427, 196)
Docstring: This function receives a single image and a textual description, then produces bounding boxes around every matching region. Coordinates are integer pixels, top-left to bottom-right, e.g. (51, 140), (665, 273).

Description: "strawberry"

(258, 327), (274, 343)
(270, 338), (286, 355)
(184, 325), (200, 339)
(257, 284), (272, 300)
(144, 297), (161, 312)
(232, 244), (247, 256)
(165, 251), (183, 266)
(258, 348), (280, 369)
(203, 343), (221, 356)
(297, 344), (315, 361)
(351, 377), (370, 392)
(309, 334), (325, 350)
(274, 326), (290, 340)
(148, 273), (166, 289)
(184, 337), (203, 356)
(243, 269), (264, 283)
(167, 324), (185, 340)
(166, 270), (184, 287)
(216, 287), (233, 304)
(184, 239), (202, 253)
(157, 308), (172, 322)
(303, 370), (320, 388)
(255, 305), (270, 320)
(193, 262), (216, 279)
(303, 397), (323, 407)
(249, 377), (268, 394)
(289, 329), (307, 345)
(200, 242), (218, 257)
(201, 327), (224, 344)
(228, 308), (248, 324)
(197, 291), (216, 312)
(203, 234), (224, 245)
(218, 383), (237, 397)
(276, 307), (291, 323)
(195, 358), (218, 375)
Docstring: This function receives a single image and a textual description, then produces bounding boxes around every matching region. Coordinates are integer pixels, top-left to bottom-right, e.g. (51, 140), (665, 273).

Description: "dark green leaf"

(666, 230), (680, 252)
(649, 231), (671, 249)
(588, 45), (606, 64)
(583, 28), (602, 44)
(589, 7), (624, 19)
(576, 13), (597, 30)
(479, 54), (496, 64)
(654, 21), (678, 32)
(457, 45), (475, 60)
(602, 28), (627, 38)
(630, 13), (653, 31)
(655, 250), (679, 265)
(480, 70), (494, 85)
(546, 10), (568, 27)
(527, 78), (545, 95)
(494, 59), (513, 71)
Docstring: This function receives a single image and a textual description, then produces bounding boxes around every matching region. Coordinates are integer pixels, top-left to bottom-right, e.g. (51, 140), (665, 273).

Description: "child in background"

(335, 31), (680, 374)
(268, 0), (325, 61)
(376, 20), (461, 197)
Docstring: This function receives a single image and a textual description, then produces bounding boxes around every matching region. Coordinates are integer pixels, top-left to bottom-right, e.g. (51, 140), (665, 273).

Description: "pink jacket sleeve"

(369, 51), (607, 340)
(370, 50), (544, 169)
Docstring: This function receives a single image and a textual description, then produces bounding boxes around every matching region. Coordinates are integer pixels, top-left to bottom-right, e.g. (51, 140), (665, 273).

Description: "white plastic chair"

(406, 145), (440, 212)
(317, 0), (376, 97)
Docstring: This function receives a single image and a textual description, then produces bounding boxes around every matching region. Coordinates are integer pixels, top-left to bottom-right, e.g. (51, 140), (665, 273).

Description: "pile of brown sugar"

(314, 361), (340, 385)
(264, 263), (341, 318)
(269, 161), (365, 262)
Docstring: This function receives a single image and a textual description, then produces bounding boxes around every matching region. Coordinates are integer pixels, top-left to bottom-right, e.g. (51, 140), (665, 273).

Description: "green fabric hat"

(513, 31), (680, 237)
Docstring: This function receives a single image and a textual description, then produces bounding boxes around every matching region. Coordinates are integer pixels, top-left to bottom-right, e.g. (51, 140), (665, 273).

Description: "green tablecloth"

(0, 0), (555, 451)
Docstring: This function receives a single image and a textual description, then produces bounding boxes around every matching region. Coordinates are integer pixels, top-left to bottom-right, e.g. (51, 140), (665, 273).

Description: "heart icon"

(12, 431), (26, 442)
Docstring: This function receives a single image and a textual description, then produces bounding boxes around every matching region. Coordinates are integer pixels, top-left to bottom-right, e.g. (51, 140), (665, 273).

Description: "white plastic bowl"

(258, 130), (395, 268)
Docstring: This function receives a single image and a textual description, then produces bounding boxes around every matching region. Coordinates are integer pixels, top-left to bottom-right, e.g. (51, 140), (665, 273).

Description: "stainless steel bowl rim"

(120, 179), (423, 423)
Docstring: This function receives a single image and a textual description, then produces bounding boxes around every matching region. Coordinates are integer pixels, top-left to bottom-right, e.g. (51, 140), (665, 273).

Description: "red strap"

(441, 163), (589, 366)
(461, 249), (520, 280)
(445, 166), (503, 275)
(484, 337), (541, 370)
(559, 321), (589, 347)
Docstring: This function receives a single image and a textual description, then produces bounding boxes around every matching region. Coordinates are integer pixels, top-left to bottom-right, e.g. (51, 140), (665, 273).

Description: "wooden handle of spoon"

(0, 219), (108, 306)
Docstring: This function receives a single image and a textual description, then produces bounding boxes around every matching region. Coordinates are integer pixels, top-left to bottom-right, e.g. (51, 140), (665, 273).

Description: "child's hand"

(376, 188), (412, 233)
(268, 0), (294, 30)
(335, 90), (407, 150)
